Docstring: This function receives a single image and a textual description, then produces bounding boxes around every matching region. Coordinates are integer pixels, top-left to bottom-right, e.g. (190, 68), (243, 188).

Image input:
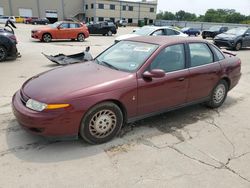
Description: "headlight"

(26, 99), (47, 112)
(26, 99), (70, 112)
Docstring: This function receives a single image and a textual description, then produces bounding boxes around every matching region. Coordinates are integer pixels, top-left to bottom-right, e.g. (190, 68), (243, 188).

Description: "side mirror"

(143, 69), (165, 79)
(57, 26), (61, 30)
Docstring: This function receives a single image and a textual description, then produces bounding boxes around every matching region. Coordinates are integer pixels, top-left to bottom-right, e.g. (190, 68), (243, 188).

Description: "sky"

(156, 0), (250, 16)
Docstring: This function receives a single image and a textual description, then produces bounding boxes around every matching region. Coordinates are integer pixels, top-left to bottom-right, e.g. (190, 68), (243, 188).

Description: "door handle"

(178, 77), (185, 81)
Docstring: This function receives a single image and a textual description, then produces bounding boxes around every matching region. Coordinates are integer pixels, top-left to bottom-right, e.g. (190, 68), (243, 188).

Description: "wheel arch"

(82, 99), (128, 125)
(221, 76), (231, 89)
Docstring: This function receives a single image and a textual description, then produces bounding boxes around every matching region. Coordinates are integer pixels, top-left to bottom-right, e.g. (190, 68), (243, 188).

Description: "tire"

(80, 102), (123, 144)
(77, 33), (85, 42)
(0, 46), (7, 62)
(42, 33), (52, 42)
(34, 22), (37, 25)
(234, 42), (242, 51)
(107, 30), (112, 36)
(206, 80), (228, 108)
(202, 35), (206, 39)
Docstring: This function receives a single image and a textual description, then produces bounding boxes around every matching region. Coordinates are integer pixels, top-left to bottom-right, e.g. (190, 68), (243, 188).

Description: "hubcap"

(236, 43), (241, 50)
(213, 84), (226, 104)
(0, 48), (6, 60)
(44, 34), (51, 42)
(89, 110), (117, 138)
(78, 34), (84, 41)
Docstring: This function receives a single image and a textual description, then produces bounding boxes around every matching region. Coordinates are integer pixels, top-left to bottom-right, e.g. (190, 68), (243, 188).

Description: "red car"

(25, 17), (38, 24)
(31, 21), (89, 42)
(12, 36), (241, 144)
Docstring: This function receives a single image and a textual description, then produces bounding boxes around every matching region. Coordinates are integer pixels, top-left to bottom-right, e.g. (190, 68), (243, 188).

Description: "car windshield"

(225, 28), (248, 35)
(209, 26), (222, 31)
(50, 22), (62, 28)
(96, 41), (158, 72)
(134, 27), (157, 35)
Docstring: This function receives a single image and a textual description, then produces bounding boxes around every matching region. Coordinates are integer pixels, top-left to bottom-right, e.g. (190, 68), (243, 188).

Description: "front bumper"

(12, 90), (82, 138)
(214, 39), (235, 48)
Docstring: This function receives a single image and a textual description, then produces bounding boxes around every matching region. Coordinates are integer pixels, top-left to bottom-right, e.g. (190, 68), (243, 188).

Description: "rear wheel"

(77, 33), (85, 42)
(0, 46), (7, 62)
(42, 33), (52, 42)
(206, 80), (228, 108)
(234, 42), (242, 51)
(80, 102), (123, 144)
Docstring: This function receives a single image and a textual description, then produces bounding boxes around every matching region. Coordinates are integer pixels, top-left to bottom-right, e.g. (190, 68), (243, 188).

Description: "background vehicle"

(24, 17), (38, 24)
(31, 18), (50, 25)
(0, 16), (16, 23)
(214, 27), (250, 51)
(15, 16), (25, 23)
(0, 21), (19, 62)
(31, 21), (89, 42)
(115, 26), (187, 42)
(116, 20), (128, 27)
(12, 36), (241, 144)
(87, 21), (117, 36)
(181, 27), (200, 36)
(202, 26), (228, 39)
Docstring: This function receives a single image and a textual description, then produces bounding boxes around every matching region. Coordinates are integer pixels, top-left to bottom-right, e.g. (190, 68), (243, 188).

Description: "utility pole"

(8, 0), (13, 16)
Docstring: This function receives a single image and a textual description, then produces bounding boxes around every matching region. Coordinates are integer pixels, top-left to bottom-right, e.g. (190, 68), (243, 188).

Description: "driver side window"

(152, 29), (164, 36)
(60, 23), (69, 29)
(150, 44), (185, 72)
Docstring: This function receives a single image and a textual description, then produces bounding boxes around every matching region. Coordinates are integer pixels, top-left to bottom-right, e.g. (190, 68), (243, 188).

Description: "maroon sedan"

(12, 36), (241, 144)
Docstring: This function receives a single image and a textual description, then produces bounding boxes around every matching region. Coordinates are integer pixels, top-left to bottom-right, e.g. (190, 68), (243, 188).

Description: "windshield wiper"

(97, 60), (120, 70)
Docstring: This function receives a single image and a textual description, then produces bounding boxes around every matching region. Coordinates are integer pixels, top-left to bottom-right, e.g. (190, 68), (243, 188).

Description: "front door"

(243, 28), (250, 47)
(137, 44), (189, 116)
(57, 23), (70, 39)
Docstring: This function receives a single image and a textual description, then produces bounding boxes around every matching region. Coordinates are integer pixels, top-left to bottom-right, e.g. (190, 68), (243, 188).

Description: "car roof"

(125, 36), (206, 46)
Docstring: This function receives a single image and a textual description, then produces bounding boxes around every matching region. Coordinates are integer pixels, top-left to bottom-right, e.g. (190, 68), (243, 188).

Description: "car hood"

(32, 26), (52, 32)
(115, 33), (140, 41)
(215, 33), (238, 40)
(21, 61), (135, 103)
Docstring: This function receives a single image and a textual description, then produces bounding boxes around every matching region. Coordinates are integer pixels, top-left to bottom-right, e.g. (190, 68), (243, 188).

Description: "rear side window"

(166, 29), (178, 35)
(209, 45), (225, 61)
(189, 43), (213, 67)
(70, 23), (80, 28)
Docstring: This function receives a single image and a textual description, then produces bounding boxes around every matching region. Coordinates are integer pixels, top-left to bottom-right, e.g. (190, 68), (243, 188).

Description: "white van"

(0, 16), (16, 24)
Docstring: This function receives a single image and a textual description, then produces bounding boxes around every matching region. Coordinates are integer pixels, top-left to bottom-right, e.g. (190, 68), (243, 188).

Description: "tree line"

(157, 9), (250, 24)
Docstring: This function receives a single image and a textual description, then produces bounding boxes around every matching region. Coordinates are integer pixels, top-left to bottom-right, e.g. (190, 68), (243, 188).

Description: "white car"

(115, 26), (187, 42)
(0, 16), (16, 24)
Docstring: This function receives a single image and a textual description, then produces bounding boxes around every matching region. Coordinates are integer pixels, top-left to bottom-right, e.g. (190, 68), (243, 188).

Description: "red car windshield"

(96, 41), (158, 72)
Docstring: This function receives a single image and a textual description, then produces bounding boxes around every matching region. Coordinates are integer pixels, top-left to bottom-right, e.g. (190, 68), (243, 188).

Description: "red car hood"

(32, 26), (53, 32)
(21, 62), (135, 103)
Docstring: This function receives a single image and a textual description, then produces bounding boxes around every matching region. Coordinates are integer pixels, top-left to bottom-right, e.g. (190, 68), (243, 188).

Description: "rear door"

(69, 23), (80, 38)
(187, 42), (221, 102)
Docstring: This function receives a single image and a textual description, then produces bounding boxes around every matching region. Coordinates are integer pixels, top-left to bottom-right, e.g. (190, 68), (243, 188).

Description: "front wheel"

(42, 33), (52, 42)
(234, 42), (242, 51)
(202, 35), (206, 39)
(107, 30), (113, 36)
(80, 102), (123, 144)
(0, 46), (7, 62)
(206, 80), (228, 108)
(77, 33), (85, 42)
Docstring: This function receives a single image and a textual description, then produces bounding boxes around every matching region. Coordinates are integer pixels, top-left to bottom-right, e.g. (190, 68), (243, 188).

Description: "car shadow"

(4, 95), (242, 163)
